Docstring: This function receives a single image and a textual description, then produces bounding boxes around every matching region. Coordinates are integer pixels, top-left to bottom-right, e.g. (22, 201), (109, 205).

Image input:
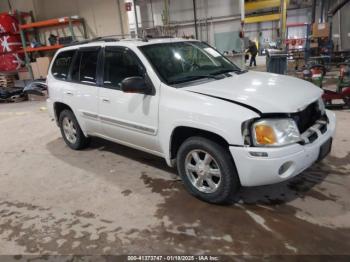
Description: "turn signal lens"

(254, 124), (277, 145)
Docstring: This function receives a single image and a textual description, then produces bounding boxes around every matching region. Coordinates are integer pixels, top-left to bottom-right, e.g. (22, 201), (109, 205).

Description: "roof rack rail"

(120, 37), (145, 42)
(137, 35), (175, 42)
(91, 36), (120, 42)
(64, 35), (176, 47)
(145, 35), (174, 39)
(64, 36), (120, 47)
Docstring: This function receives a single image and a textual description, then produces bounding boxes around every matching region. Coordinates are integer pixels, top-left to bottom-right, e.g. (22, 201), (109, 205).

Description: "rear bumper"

(230, 110), (336, 187)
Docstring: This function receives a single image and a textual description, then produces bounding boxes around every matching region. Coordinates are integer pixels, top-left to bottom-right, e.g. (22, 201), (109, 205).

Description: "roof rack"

(120, 37), (145, 42)
(140, 35), (175, 42)
(65, 35), (176, 47)
(65, 36), (120, 47)
(145, 35), (174, 39)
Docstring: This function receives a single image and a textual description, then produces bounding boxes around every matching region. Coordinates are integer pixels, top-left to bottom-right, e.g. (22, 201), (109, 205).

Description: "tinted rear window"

(71, 50), (99, 84)
(51, 50), (76, 80)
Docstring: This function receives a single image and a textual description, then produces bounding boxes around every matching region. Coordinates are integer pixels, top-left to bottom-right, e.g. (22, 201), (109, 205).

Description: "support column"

(193, 0), (198, 39)
(281, 0), (288, 45)
(133, 0), (139, 38)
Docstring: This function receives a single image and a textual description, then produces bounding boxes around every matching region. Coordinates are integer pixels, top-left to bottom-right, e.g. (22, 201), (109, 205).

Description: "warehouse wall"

(0, 0), (35, 13)
(135, 1), (315, 52)
(137, 0), (240, 29)
(135, 0), (242, 50)
(33, 0), (127, 38)
(0, 0), (38, 42)
(0, 0), (128, 39)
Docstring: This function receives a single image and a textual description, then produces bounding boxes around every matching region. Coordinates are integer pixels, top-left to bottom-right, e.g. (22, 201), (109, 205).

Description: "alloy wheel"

(184, 150), (222, 193)
(62, 116), (77, 144)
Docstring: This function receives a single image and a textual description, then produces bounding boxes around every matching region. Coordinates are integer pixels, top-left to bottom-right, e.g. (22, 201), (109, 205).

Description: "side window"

(103, 49), (144, 90)
(71, 49), (99, 84)
(51, 50), (75, 80)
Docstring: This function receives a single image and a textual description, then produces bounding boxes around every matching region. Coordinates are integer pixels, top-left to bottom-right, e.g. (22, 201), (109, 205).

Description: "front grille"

(292, 101), (323, 133)
(291, 101), (329, 144)
(300, 119), (328, 144)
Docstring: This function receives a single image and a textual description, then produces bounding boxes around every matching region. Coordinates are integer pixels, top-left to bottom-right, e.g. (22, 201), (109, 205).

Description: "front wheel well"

(170, 126), (230, 160)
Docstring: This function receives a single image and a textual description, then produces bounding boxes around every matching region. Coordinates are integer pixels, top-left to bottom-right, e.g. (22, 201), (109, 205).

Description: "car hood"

(183, 71), (323, 114)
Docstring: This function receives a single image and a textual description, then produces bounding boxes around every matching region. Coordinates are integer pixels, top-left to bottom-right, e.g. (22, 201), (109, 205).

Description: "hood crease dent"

(184, 71), (323, 114)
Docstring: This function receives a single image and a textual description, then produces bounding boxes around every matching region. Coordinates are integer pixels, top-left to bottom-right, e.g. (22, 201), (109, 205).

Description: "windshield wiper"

(169, 74), (223, 85)
(210, 68), (245, 75)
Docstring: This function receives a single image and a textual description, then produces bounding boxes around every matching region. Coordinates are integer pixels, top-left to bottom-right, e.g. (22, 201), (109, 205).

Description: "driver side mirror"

(121, 76), (152, 95)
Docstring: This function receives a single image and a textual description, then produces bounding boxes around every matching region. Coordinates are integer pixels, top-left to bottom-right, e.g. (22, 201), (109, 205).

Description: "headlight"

(252, 119), (301, 146)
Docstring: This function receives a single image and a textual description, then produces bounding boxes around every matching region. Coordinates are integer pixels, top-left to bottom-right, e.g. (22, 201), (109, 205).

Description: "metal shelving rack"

(16, 16), (87, 79)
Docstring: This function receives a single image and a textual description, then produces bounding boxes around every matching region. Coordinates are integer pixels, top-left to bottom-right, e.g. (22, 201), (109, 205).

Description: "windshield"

(139, 41), (242, 85)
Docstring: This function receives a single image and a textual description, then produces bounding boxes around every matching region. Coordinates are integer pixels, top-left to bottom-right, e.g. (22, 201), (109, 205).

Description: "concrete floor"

(0, 100), (349, 256)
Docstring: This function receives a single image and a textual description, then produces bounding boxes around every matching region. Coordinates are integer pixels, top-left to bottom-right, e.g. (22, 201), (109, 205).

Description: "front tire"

(59, 109), (90, 150)
(177, 137), (240, 204)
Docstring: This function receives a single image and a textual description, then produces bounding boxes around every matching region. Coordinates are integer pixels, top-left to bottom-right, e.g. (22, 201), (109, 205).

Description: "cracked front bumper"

(230, 110), (336, 187)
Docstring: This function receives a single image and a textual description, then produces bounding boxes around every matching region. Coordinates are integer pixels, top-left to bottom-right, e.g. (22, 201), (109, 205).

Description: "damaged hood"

(184, 71), (323, 113)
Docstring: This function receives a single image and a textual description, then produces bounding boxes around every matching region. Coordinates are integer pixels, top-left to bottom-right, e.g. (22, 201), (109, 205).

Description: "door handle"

(65, 91), (73, 96)
(101, 98), (110, 103)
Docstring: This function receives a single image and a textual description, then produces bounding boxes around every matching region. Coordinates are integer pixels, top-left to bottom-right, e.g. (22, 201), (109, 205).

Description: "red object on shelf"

(0, 12), (24, 72)
(0, 53), (24, 71)
(0, 13), (19, 35)
(0, 35), (22, 54)
(285, 38), (306, 45)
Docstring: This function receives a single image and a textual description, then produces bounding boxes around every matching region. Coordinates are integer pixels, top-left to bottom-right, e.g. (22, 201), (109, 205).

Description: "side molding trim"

(82, 111), (157, 135)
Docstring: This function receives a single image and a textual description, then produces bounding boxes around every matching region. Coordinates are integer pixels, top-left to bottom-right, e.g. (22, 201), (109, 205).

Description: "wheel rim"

(62, 116), (77, 144)
(184, 150), (222, 194)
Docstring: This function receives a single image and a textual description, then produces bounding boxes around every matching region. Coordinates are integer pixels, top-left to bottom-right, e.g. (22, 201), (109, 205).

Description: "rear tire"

(59, 109), (90, 150)
(176, 136), (240, 204)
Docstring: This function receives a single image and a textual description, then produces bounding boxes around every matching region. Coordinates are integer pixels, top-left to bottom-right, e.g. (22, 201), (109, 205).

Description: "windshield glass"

(139, 41), (242, 85)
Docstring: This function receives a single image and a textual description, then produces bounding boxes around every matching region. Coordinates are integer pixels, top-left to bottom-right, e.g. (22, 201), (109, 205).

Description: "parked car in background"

(47, 38), (336, 204)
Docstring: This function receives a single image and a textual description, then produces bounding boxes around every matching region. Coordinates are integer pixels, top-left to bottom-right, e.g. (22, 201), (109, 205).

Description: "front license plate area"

(318, 138), (332, 162)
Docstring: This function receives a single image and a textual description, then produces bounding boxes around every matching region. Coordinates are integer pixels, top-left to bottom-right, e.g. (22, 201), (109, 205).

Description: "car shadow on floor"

(87, 137), (177, 175)
(46, 136), (344, 206)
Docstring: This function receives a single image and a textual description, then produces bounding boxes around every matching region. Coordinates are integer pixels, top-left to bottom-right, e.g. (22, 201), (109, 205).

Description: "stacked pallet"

(0, 73), (27, 103)
(0, 74), (16, 88)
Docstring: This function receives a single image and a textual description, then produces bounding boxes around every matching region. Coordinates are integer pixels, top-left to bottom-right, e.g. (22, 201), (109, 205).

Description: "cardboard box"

(36, 57), (52, 79)
(18, 68), (31, 80)
(312, 23), (330, 38)
(30, 62), (41, 79)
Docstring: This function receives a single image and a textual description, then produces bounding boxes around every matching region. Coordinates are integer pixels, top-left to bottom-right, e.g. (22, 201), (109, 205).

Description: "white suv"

(47, 38), (336, 203)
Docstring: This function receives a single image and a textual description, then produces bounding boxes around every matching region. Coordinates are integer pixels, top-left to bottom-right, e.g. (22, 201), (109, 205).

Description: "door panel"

(71, 82), (100, 134)
(98, 47), (160, 152)
(68, 48), (101, 134)
(99, 88), (160, 151)
(50, 50), (76, 110)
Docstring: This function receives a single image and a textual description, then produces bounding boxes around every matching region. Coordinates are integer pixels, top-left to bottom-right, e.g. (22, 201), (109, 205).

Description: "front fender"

(158, 85), (259, 166)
